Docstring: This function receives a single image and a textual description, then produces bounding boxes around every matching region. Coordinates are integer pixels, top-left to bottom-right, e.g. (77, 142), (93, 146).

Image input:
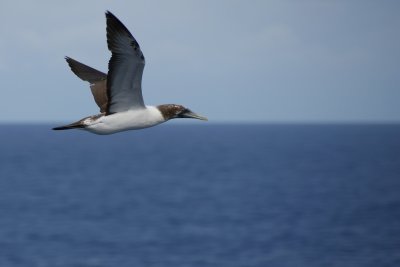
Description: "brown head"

(157, 104), (208, 121)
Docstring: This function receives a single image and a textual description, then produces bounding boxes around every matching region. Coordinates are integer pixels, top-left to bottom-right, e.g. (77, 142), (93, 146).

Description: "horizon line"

(1, 120), (400, 126)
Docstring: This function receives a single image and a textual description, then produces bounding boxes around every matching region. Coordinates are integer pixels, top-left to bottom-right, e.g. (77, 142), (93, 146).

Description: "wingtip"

(105, 10), (124, 27)
(105, 10), (115, 19)
(65, 56), (74, 69)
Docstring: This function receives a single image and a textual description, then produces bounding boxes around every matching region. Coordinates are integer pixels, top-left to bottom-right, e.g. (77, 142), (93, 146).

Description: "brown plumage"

(157, 104), (187, 120)
(65, 57), (109, 113)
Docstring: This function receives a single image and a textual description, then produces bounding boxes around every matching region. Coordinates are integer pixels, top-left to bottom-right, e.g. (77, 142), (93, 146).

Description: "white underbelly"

(86, 106), (164, 135)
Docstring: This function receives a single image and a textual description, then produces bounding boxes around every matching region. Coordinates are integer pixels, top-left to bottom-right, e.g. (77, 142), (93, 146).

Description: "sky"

(0, 1), (399, 123)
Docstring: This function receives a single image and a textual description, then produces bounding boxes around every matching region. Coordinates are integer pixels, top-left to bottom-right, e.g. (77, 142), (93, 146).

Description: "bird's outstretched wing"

(65, 57), (108, 113)
(105, 11), (146, 114)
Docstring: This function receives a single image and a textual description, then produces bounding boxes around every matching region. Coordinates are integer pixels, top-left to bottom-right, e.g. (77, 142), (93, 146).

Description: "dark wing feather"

(66, 57), (107, 83)
(105, 11), (146, 114)
(65, 57), (108, 113)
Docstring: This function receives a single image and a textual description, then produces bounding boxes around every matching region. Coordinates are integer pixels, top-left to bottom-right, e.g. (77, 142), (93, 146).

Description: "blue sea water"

(0, 124), (399, 267)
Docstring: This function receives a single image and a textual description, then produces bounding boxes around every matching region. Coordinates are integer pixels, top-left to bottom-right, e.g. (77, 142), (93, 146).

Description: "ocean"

(0, 124), (399, 267)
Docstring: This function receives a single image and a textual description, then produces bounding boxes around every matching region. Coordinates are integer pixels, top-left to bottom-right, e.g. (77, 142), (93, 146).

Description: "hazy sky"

(0, 1), (399, 123)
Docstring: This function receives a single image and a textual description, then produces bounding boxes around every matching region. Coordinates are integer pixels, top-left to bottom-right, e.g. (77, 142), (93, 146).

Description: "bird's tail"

(52, 121), (85, 130)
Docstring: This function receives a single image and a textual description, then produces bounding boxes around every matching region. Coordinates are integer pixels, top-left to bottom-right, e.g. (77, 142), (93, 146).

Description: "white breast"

(86, 106), (165, 135)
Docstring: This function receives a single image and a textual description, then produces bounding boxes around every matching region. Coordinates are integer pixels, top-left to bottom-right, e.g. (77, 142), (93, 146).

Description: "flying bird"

(53, 11), (207, 135)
